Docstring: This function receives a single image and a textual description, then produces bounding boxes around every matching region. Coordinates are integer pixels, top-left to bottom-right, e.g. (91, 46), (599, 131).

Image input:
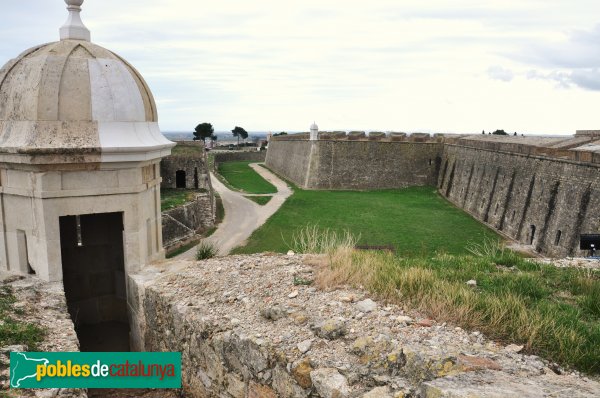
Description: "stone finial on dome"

(60, 0), (91, 42)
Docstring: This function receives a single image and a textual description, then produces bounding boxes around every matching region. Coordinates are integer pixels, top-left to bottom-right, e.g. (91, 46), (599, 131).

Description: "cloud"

(487, 66), (514, 82)
(527, 69), (600, 91)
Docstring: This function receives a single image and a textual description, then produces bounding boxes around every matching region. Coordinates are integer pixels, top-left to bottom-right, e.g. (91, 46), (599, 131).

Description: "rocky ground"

(537, 257), (600, 269)
(0, 273), (86, 398)
(138, 253), (600, 397)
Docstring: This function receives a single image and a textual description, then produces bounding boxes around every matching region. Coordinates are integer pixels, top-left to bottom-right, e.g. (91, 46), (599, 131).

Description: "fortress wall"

(266, 139), (443, 189)
(308, 141), (443, 190)
(439, 144), (600, 257)
(265, 140), (313, 187)
(213, 151), (266, 170)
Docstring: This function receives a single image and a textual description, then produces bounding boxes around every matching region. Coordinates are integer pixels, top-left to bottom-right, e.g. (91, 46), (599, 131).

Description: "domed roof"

(0, 0), (173, 163)
(0, 40), (157, 123)
(310, 122), (319, 130)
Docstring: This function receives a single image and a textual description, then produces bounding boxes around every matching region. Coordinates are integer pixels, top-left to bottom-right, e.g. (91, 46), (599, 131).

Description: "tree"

(274, 132), (288, 137)
(194, 123), (214, 143)
(482, 130), (485, 135)
(231, 126), (248, 147)
(492, 129), (509, 135)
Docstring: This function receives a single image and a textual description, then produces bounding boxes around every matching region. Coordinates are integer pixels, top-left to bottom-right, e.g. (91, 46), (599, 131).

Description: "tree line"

(193, 123), (248, 146)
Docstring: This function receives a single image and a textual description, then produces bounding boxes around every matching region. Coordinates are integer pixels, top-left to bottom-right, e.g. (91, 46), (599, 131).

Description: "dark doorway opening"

(176, 170), (186, 188)
(194, 167), (199, 189)
(529, 225), (536, 245)
(60, 212), (129, 352)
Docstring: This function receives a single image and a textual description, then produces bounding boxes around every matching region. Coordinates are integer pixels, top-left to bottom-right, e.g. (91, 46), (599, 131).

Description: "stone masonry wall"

(162, 193), (216, 249)
(439, 144), (600, 257)
(266, 140), (443, 189)
(161, 142), (211, 190)
(213, 151), (266, 172)
(127, 254), (600, 398)
(265, 140), (313, 187)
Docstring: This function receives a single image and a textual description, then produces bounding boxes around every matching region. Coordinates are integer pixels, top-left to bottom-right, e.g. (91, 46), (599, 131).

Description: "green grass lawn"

(161, 189), (204, 211)
(245, 196), (273, 206)
(233, 186), (500, 256)
(218, 161), (277, 194)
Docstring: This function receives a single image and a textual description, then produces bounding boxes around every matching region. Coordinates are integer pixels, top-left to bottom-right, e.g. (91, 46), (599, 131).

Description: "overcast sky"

(1, 0), (599, 134)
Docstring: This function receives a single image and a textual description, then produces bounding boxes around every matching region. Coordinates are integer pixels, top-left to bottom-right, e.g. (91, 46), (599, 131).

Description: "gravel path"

(176, 163), (292, 258)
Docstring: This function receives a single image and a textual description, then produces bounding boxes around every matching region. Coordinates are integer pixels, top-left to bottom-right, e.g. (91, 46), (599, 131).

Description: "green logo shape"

(10, 352), (181, 389)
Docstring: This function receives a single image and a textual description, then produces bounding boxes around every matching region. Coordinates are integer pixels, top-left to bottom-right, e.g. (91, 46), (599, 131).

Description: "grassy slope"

(218, 161), (277, 194)
(317, 247), (600, 374)
(234, 186), (500, 256)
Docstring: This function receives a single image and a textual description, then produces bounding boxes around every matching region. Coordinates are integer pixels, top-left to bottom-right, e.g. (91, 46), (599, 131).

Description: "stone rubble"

(0, 274), (86, 398)
(538, 257), (600, 270)
(132, 253), (600, 397)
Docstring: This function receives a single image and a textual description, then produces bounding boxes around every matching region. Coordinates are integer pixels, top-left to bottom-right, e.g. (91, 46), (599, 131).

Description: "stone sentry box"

(0, 0), (175, 283)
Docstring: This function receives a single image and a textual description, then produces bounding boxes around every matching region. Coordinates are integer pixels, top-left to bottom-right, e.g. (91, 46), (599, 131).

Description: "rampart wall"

(438, 143), (600, 257)
(213, 151), (266, 172)
(266, 138), (443, 189)
(265, 140), (313, 187)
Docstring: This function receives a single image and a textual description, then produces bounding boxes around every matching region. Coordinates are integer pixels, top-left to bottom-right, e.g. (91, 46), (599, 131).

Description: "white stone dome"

(310, 122), (319, 130)
(0, 1), (174, 163)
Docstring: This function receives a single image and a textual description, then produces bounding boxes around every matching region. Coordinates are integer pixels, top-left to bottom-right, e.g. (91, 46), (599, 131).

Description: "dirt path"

(176, 163), (292, 258)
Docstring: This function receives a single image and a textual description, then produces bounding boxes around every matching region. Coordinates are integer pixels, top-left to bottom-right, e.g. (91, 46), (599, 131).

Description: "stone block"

(390, 132), (407, 141)
(369, 132), (386, 141)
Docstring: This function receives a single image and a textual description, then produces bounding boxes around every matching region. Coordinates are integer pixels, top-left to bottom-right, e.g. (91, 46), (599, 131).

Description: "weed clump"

(196, 241), (218, 260)
(286, 224), (360, 255)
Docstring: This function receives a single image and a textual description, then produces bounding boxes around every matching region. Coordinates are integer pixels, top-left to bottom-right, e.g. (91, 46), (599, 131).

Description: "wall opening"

(555, 230), (562, 246)
(194, 167), (199, 189)
(176, 170), (186, 188)
(529, 225), (536, 245)
(16, 230), (29, 274)
(60, 212), (129, 352)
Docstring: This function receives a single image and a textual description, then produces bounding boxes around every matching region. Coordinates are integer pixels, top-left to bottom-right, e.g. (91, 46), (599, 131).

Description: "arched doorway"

(176, 170), (186, 188)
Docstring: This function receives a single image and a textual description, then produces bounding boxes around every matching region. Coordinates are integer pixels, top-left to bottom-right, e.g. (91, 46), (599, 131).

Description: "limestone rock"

(292, 358), (314, 389)
(310, 368), (350, 398)
(356, 299), (377, 313)
(420, 370), (600, 398)
(297, 339), (313, 354)
(505, 344), (524, 353)
(361, 386), (393, 398)
(396, 316), (414, 324)
(260, 305), (288, 321)
(313, 319), (347, 340)
(466, 280), (477, 287)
